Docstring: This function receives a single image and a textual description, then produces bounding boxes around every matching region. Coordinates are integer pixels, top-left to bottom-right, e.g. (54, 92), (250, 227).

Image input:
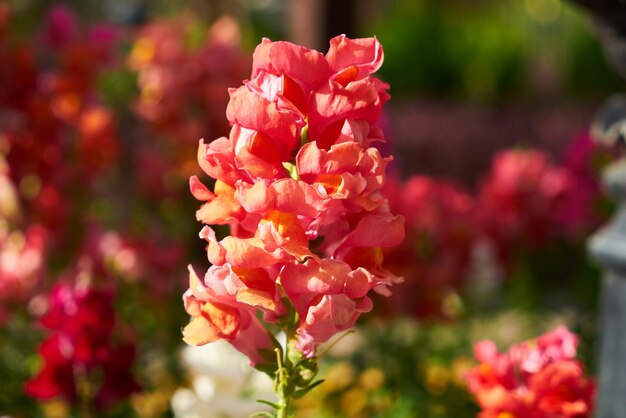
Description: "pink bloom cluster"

(377, 140), (609, 318)
(26, 282), (140, 410)
(129, 16), (249, 146)
(183, 35), (404, 361)
(128, 16), (250, 198)
(465, 326), (595, 418)
(382, 175), (475, 318)
(1, 4), (120, 243)
(477, 149), (581, 267)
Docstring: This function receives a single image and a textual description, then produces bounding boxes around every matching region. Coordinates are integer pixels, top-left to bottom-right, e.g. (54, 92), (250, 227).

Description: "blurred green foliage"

(367, 0), (623, 101)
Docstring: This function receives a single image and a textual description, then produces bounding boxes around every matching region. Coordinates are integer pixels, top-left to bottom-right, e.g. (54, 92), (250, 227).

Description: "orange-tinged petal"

(203, 301), (240, 338)
(195, 180), (242, 224)
(188, 265), (210, 300)
(182, 315), (220, 346)
(197, 138), (241, 185)
(297, 141), (362, 178)
(258, 210), (312, 260)
(236, 180), (273, 214)
(236, 288), (277, 311)
(342, 246), (384, 270)
(207, 234), (283, 268)
(233, 127), (284, 178)
(231, 267), (276, 294)
(226, 85), (298, 151)
(282, 75), (308, 115)
(332, 65), (358, 87)
(313, 174), (343, 195)
(271, 179), (331, 219)
(333, 213), (405, 255)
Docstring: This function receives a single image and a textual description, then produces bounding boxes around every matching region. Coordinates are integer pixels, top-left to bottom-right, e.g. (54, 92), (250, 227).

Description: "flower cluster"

(382, 176), (475, 318)
(26, 282), (140, 410)
(129, 15), (249, 145)
(128, 15), (250, 198)
(1, 4), (120, 244)
(476, 149), (579, 266)
(183, 35), (404, 364)
(0, 6), (154, 413)
(465, 326), (595, 418)
(369, 138), (609, 318)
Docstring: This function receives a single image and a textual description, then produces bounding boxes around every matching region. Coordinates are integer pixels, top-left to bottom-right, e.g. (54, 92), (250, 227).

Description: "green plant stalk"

(276, 394), (291, 418)
(263, 298), (321, 418)
(275, 331), (293, 418)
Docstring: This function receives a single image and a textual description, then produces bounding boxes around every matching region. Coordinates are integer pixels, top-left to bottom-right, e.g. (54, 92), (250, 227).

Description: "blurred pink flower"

(42, 4), (77, 49)
(130, 16), (249, 147)
(0, 225), (47, 323)
(26, 282), (140, 409)
(465, 326), (595, 418)
(476, 149), (575, 266)
(559, 134), (611, 238)
(381, 175), (475, 318)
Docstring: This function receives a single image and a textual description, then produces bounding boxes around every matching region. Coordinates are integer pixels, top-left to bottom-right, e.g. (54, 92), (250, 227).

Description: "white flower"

(172, 341), (275, 418)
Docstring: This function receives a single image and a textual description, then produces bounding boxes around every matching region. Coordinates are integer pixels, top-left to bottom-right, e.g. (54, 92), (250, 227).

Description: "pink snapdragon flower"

(184, 35), (404, 363)
(465, 326), (595, 418)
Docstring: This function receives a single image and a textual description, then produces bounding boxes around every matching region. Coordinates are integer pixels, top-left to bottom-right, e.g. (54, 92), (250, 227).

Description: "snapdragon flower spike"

(184, 35), (404, 367)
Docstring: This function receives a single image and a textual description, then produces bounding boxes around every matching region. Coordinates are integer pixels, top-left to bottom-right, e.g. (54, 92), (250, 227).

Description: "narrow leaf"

(256, 399), (279, 409)
(250, 412), (275, 418)
(293, 379), (325, 399)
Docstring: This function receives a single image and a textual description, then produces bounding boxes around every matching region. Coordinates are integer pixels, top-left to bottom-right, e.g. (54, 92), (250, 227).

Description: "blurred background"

(0, 0), (621, 417)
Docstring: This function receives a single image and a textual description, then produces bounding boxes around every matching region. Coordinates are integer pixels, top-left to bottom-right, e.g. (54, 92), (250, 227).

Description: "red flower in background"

(465, 326), (595, 418)
(560, 134), (612, 238)
(26, 282), (140, 410)
(476, 149), (575, 267)
(128, 15), (251, 197)
(381, 175), (476, 318)
(1, 4), (121, 247)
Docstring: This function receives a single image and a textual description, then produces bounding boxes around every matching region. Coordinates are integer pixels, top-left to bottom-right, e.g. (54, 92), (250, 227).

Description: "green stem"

(276, 395), (291, 418)
(274, 329), (294, 418)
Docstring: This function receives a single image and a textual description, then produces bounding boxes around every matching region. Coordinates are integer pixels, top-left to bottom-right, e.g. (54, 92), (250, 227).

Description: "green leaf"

(253, 349), (279, 378)
(250, 411), (276, 418)
(293, 379), (325, 399)
(256, 399), (279, 410)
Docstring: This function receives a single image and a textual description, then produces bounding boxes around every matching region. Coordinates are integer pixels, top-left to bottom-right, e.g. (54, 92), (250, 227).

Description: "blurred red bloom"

(26, 283), (140, 409)
(465, 326), (595, 418)
(381, 175), (475, 318)
(476, 149), (575, 267)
